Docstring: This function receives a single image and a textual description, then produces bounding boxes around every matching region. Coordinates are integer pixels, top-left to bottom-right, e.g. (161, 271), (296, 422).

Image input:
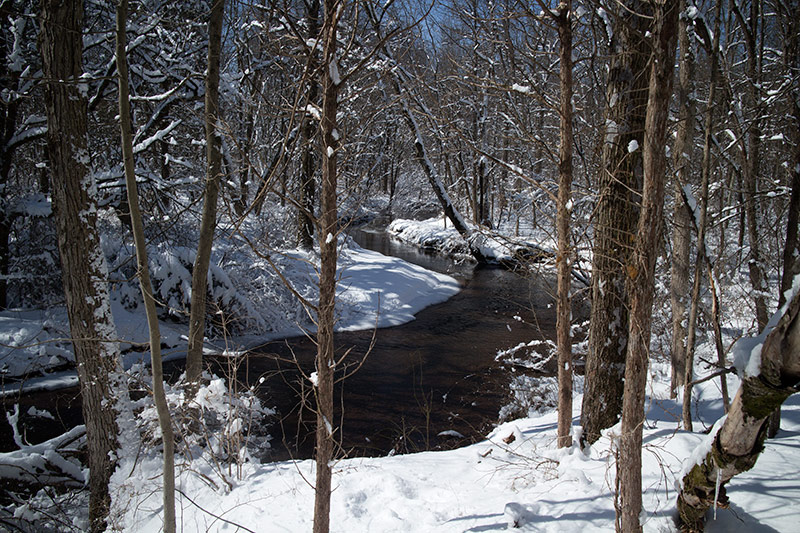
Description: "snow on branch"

(133, 119), (181, 154)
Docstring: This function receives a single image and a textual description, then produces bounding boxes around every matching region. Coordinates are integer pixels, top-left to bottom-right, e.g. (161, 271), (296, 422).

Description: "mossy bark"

(677, 289), (800, 531)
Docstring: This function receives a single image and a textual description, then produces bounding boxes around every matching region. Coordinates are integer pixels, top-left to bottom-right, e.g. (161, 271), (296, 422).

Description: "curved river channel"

(245, 230), (557, 460)
(0, 230), (557, 459)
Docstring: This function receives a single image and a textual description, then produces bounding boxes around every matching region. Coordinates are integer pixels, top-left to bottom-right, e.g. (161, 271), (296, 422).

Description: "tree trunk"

(388, 75), (486, 262)
(682, 0), (723, 431)
(115, 2), (175, 531)
(298, 0), (320, 250)
(0, 3), (21, 310)
(677, 286), (800, 531)
(313, 2), (342, 532)
(186, 0), (225, 396)
(555, 0), (574, 449)
(362, 4), (486, 263)
(670, 0), (695, 397)
(781, 2), (800, 310)
(770, 3), (800, 438)
(732, 0), (769, 330)
(39, 1), (127, 529)
(616, 3), (678, 530)
(581, 0), (652, 446)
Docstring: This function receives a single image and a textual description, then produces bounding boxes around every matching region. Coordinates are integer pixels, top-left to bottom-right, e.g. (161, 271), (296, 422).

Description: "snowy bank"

(389, 217), (555, 265)
(109, 369), (800, 532)
(0, 238), (459, 394)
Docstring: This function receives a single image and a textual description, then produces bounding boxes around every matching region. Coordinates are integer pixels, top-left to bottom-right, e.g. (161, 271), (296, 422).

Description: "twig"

(688, 366), (736, 388)
(175, 488), (257, 533)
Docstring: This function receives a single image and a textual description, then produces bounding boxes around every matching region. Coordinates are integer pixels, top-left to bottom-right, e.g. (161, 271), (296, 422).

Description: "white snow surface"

(110, 375), (800, 532)
(107, 262), (800, 532)
(0, 237), (459, 393)
(388, 216), (550, 264)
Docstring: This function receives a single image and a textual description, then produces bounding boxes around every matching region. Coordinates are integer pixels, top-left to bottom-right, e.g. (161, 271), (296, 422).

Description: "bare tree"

(780, 0), (800, 308)
(539, 0), (576, 449)
(581, 0), (652, 446)
(313, 1), (343, 531)
(298, 0), (321, 250)
(39, 0), (128, 529)
(678, 284), (800, 531)
(115, 0), (175, 530)
(731, 0), (769, 330)
(616, 2), (678, 529)
(682, 0), (724, 431)
(186, 0), (225, 396)
(669, 0), (696, 397)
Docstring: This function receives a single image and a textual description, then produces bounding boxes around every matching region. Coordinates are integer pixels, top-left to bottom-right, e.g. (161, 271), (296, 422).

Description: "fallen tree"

(677, 278), (800, 531)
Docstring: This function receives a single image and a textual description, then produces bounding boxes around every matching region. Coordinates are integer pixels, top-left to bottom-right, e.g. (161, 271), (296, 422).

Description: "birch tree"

(677, 283), (800, 531)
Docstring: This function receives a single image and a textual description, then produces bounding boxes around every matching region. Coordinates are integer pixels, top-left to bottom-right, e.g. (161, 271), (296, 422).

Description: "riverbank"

(111, 361), (800, 532)
(4, 221), (800, 531)
(0, 235), (460, 397)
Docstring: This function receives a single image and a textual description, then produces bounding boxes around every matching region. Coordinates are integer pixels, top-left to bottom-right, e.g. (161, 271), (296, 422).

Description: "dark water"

(243, 230), (557, 460)
(0, 230), (557, 459)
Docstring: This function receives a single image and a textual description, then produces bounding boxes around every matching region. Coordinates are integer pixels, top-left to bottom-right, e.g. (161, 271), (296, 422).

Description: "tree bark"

(780, 0), (800, 311)
(682, 0), (723, 431)
(616, 2), (678, 530)
(313, 2), (342, 532)
(115, 2), (175, 531)
(39, 1), (126, 529)
(677, 286), (800, 531)
(732, 0), (769, 330)
(581, 0), (652, 446)
(186, 0), (225, 396)
(770, 0), (800, 440)
(298, 0), (320, 250)
(0, 7), (16, 309)
(555, 0), (574, 449)
(670, 0), (695, 397)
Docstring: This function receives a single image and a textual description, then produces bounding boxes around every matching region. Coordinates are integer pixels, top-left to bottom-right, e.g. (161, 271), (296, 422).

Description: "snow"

(305, 103), (322, 120)
(100, 371), (800, 532)
(4, 230), (799, 532)
(628, 139), (639, 153)
(388, 217), (552, 265)
(329, 58), (341, 86)
(730, 273), (800, 378)
(511, 83), (531, 94)
(0, 237), (458, 392)
(334, 240), (460, 330)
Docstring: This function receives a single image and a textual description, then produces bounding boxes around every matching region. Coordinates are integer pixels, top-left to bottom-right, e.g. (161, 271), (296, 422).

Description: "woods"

(1, 0), (799, 531)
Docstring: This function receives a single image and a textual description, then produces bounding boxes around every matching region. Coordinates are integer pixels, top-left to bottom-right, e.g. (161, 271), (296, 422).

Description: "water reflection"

(245, 230), (556, 460)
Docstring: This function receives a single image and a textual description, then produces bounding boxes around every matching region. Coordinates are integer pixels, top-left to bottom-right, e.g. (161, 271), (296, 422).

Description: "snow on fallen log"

(0, 421), (86, 486)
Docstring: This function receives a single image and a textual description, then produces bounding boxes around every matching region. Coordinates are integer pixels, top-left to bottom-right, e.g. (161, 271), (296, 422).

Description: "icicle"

(713, 467), (721, 520)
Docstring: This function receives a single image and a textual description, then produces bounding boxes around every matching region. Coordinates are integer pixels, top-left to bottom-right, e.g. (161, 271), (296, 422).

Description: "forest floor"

(1, 216), (799, 532)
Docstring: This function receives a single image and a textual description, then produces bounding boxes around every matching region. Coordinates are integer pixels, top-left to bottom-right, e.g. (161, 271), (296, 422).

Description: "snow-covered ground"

(3, 218), (799, 532)
(107, 365), (800, 532)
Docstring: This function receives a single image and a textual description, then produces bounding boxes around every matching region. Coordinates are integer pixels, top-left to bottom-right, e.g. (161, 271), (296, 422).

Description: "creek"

(0, 229), (557, 459)
(245, 229), (557, 460)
